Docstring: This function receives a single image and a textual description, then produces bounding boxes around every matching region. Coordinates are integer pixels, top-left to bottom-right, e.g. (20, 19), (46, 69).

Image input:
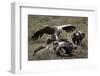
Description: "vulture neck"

(54, 33), (59, 41)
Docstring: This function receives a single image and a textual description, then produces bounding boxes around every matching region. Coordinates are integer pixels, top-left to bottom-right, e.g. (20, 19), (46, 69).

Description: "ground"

(28, 15), (88, 61)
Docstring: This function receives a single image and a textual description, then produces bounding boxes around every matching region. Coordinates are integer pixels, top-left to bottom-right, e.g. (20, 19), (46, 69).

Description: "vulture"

(32, 24), (76, 41)
(53, 39), (77, 56)
(33, 39), (77, 57)
(72, 31), (85, 45)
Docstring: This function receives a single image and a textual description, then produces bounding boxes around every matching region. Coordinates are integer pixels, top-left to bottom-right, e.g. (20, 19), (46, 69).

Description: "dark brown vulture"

(72, 31), (85, 45)
(53, 39), (77, 56)
(32, 24), (76, 41)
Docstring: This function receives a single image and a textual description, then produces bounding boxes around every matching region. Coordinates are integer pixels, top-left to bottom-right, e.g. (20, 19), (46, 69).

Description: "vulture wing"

(61, 24), (76, 32)
(32, 26), (55, 40)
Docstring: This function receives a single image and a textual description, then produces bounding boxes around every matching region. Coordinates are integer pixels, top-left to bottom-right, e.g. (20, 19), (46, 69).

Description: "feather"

(32, 26), (55, 40)
(62, 25), (76, 32)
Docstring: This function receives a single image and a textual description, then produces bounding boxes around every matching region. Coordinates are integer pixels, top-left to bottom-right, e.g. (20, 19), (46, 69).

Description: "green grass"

(28, 15), (88, 61)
